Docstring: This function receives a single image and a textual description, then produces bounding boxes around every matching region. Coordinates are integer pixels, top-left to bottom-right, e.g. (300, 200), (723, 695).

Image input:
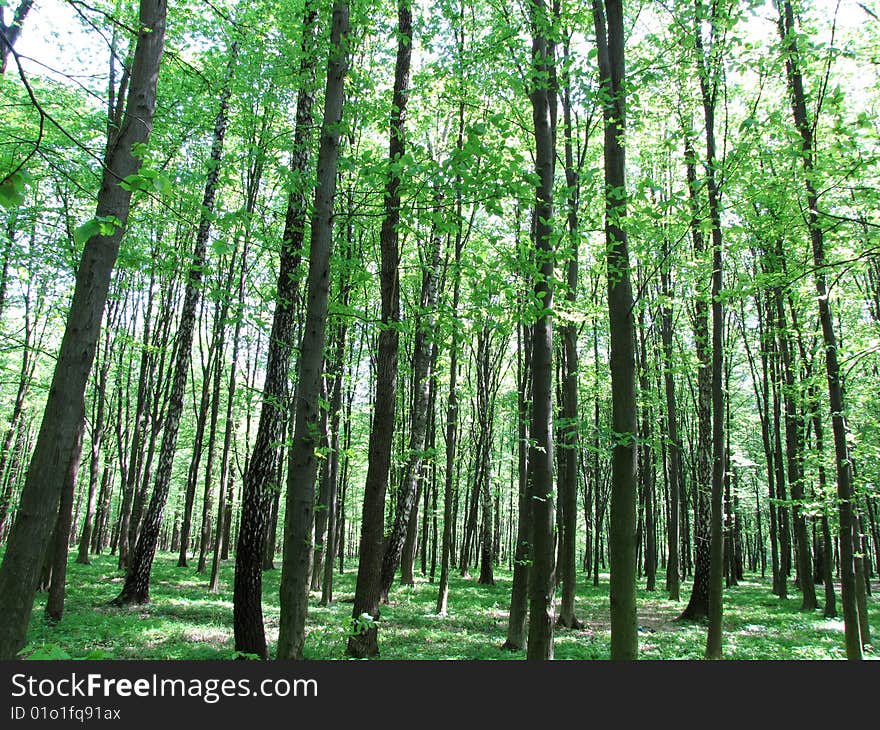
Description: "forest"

(0, 0), (878, 662)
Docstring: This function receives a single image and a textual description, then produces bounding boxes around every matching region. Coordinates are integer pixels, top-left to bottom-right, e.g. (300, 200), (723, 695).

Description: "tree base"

(346, 627), (379, 659)
(108, 589), (150, 607)
(556, 614), (583, 630)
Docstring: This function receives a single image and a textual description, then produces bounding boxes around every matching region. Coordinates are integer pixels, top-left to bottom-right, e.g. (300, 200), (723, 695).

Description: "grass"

(19, 550), (879, 660)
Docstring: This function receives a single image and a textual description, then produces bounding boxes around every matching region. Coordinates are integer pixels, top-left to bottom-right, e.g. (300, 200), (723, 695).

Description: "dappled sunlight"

(18, 551), (879, 660)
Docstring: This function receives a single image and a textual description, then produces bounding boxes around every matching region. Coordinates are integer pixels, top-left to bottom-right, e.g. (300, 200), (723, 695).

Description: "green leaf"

(73, 219), (102, 246)
(0, 172), (31, 210)
(74, 215), (122, 245)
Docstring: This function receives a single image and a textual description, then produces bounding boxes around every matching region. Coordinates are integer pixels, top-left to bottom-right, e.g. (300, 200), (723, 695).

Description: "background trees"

(0, 0), (878, 661)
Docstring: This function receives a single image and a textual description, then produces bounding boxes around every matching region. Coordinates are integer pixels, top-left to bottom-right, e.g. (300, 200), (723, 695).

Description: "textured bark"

(0, 0), (166, 659)
(525, 0), (557, 661)
(44, 420), (85, 623)
(595, 0), (638, 660)
(233, 7), (317, 658)
(276, 0), (350, 661)
(347, 0), (410, 660)
(112, 41), (236, 607)
(692, 0), (727, 658)
(678, 136), (712, 621)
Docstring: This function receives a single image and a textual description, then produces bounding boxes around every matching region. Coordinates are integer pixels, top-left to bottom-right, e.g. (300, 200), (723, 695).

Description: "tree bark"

(776, 0), (861, 659)
(524, 0), (558, 661)
(0, 0), (166, 659)
(346, 0), (410, 660)
(380, 196), (442, 600)
(233, 6), (318, 657)
(595, 0), (638, 660)
(276, 0), (350, 661)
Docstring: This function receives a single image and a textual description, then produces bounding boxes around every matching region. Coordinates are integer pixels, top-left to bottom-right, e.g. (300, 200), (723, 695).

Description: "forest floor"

(18, 550), (879, 660)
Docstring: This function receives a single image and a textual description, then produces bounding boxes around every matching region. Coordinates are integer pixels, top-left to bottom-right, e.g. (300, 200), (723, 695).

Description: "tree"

(524, 0), (557, 661)
(774, 0), (862, 659)
(111, 40), (237, 607)
(234, 3), (318, 660)
(594, 0), (638, 660)
(0, 0), (167, 660)
(276, 0), (351, 661)
(346, 0), (412, 660)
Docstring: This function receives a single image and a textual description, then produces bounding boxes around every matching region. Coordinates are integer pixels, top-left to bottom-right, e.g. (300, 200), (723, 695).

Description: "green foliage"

(73, 215), (123, 246)
(0, 171), (32, 210)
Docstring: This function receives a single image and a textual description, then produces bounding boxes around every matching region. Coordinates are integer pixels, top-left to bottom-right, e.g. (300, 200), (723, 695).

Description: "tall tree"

(234, 4), (318, 659)
(594, 0), (638, 660)
(276, 0), (351, 661)
(346, 0), (412, 660)
(112, 40), (238, 606)
(774, 0), (862, 659)
(0, 0), (167, 660)
(524, 0), (557, 661)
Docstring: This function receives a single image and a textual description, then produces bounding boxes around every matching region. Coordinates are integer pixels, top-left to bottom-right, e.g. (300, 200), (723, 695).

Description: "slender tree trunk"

(595, 0), (638, 660)
(209, 240), (248, 593)
(276, 0), (350, 661)
(557, 42), (582, 628)
(77, 329), (112, 565)
(44, 421), (85, 623)
(525, 0), (559, 661)
(112, 40), (236, 607)
(661, 239), (681, 601)
(0, 0), (166, 659)
(380, 204), (442, 600)
(346, 0), (410, 660)
(776, 0), (861, 659)
(773, 284), (817, 610)
(678, 135), (712, 621)
(502, 318), (532, 650)
(233, 7), (318, 657)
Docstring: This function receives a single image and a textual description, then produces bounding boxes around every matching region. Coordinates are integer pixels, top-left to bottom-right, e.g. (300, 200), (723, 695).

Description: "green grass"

(19, 550), (879, 660)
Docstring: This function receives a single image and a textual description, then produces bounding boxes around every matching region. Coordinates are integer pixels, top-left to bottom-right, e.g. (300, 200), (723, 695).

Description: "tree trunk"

(276, 0), (350, 661)
(233, 6), (318, 657)
(661, 237), (681, 601)
(524, 0), (559, 661)
(595, 0), (638, 660)
(502, 320), (532, 650)
(776, 0), (861, 659)
(380, 212), (442, 600)
(556, 43), (582, 627)
(0, 0), (166, 659)
(112, 40), (236, 607)
(346, 0), (410, 660)
(45, 420), (85, 623)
